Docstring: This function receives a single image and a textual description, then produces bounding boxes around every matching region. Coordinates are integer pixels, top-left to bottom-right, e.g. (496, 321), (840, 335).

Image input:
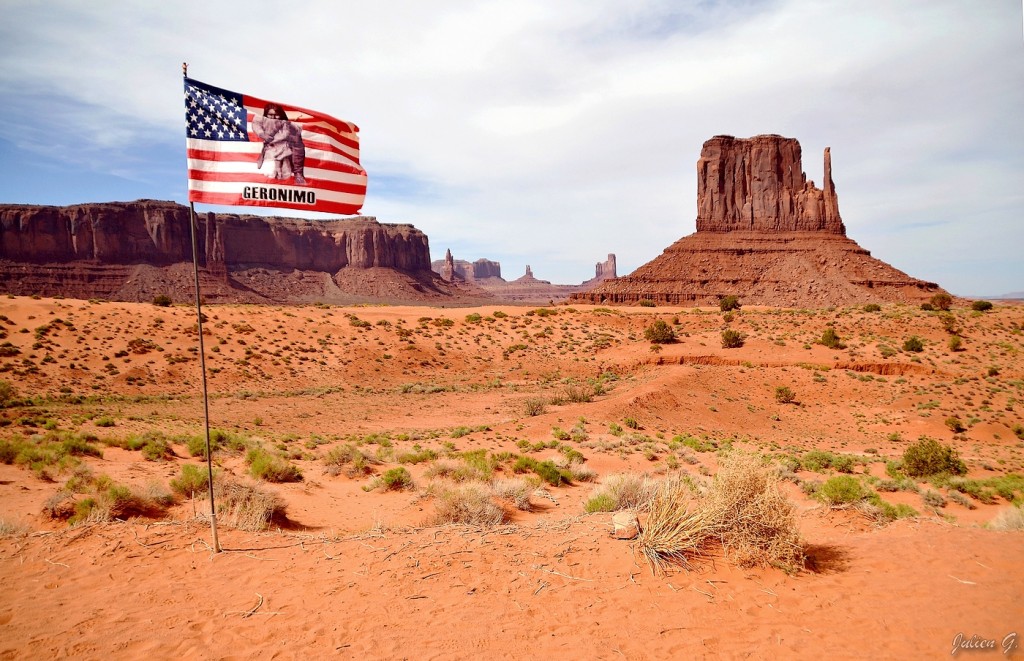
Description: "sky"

(0, 0), (1021, 297)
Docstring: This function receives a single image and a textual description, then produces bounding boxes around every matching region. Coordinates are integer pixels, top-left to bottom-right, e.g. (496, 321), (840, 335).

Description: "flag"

(184, 77), (367, 215)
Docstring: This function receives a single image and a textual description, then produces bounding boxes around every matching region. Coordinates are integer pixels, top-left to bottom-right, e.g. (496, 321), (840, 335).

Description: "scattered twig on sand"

(534, 580), (549, 595)
(242, 593), (263, 618)
(531, 564), (593, 582)
(949, 575), (976, 585)
(44, 558), (69, 569)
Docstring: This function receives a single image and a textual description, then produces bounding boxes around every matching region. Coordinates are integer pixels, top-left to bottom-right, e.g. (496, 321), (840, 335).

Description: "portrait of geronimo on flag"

(252, 103), (307, 185)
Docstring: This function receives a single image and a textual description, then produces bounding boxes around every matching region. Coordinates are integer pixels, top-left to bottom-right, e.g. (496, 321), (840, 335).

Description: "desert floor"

(0, 296), (1022, 659)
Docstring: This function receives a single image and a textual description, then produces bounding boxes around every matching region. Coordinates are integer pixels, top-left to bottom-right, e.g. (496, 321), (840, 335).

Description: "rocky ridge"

(574, 135), (944, 307)
(0, 200), (456, 304)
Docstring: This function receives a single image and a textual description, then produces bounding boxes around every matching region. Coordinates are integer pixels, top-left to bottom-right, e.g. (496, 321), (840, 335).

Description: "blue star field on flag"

(184, 80), (249, 142)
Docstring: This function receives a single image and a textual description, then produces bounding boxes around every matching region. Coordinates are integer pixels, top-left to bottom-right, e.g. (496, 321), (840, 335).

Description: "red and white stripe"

(186, 93), (367, 215)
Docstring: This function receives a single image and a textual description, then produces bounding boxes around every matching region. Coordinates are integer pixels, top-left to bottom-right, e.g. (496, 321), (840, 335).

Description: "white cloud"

(0, 0), (1020, 294)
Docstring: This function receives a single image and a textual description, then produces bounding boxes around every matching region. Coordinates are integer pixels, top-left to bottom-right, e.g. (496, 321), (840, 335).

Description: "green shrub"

(464, 313), (483, 323)
(971, 300), (993, 312)
(584, 492), (618, 513)
(0, 380), (18, 408)
(863, 303), (881, 313)
(948, 335), (963, 352)
(721, 329), (744, 349)
(945, 416), (965, 433)
(512, 456), (569, 486)
(638, 299), (656, 308)
(902, 336), (925, 353)
(930, 293), (953, 311)
(818, 475), (865, 505)
(802, 450), (834, 473)
(170, 464), (211, 496)
(141, 437), (171, 461)
(644, 320), (676, 344)
(902, 437), (967, 477)
(719, 295), (741, 312)
(246, 447), (303, 483)
(623, 417), (640, 430)
(381, 466), (413, 491)
(94, 416), (115, 428)
(774, 386), (796, 404)
(152, 294), (173, 307)
(820, 327), (845, 349)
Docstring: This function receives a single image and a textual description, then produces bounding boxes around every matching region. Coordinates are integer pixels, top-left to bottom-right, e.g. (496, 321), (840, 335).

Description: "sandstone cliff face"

(696, 135), (844, 234)
(574, 135), (945, 307)
(0, 200), (450, 303)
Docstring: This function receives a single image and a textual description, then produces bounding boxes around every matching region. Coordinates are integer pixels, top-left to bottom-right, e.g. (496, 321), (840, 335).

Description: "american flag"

(184, 77), (366, 215)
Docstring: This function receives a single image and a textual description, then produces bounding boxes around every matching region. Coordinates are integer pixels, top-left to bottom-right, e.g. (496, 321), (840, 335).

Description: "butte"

(573, 134), (946, 308)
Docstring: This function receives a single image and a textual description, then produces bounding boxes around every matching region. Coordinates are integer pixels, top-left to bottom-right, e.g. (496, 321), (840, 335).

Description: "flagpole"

(188, 201), (221, 553)
(185, 61), (220, 553)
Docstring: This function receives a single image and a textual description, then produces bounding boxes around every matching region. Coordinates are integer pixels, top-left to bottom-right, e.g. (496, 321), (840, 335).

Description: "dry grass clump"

(323, 443), (379, 478)
(490, 477), (535, 511)
(214, 479), (287, 531)
(584, 473), (659, 513)
(636, 452), (804, 572)
(637, 479), (718, 572)
(707, 452), (803, 569)
(0, 517), (29, 537)
(429, 482), (506, 527)
(988, 505), (1024, 531)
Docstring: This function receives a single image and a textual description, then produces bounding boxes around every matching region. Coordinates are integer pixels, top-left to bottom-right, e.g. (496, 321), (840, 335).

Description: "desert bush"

(624, 417), (640, 430)
(368, 466), (413, 491)
(151, 294), (172, 307)
(0, 380), (18, 408)
(820, 327), (845, 349)
(902, 437), (967, 477)
(170, 464), (212, 497)
(584, 473), (659, 513)
(644, 320), (676, 344)
(430, 483), (505, 526)
(902, 336), (925, 353)
(930, 293), (953, 311)
(818, 475), (865, 505)
(948, 335), (963, 352)
(945, 416), (965, 433)
(988, 505), (1024, 531)
(94, 416), (115, 428)
(397, 447), (438, 465)
(860, 494), (918, 523)
(638, 299), (656, 307)
(246, 447), (303, 483)
(521, 397), (546, 417)
(719, 295), (741, 312)
(971, 300), (993, 312)
(490, 477), (534, 511)
(721, 329), (745, 349)
(512, 456), (569, 486)
(922, 489), (947, 508)
(774, 386), (796, 404)
(561, 382), (594, 403)
(324, 443), (378, 477)
(863, 303), (881, 312)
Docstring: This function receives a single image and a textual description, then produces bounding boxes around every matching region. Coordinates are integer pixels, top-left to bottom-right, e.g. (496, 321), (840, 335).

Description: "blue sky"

(0, 0), (1021, 296)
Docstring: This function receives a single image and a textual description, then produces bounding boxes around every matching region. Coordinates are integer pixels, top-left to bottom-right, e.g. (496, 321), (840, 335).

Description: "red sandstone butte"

(574, 134), (946, 308)
(0, 200), (457, 304)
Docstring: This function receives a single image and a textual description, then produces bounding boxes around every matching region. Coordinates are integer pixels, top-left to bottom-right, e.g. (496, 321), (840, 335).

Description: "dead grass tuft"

(214, 479), (288, 531)
(637, 452), (803, 573)
(429, 482), (506, 527)
(989, 505), (1024, 531)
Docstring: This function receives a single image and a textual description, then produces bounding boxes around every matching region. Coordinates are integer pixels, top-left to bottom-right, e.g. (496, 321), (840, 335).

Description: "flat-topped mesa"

(696, 134), (844, 234)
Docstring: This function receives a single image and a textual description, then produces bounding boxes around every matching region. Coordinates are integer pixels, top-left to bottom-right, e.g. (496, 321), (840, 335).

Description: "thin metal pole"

(188, 202), (221, 553)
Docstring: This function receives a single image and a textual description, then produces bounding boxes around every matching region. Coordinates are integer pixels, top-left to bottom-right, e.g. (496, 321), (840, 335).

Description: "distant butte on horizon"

(574, 134), (947, 308)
